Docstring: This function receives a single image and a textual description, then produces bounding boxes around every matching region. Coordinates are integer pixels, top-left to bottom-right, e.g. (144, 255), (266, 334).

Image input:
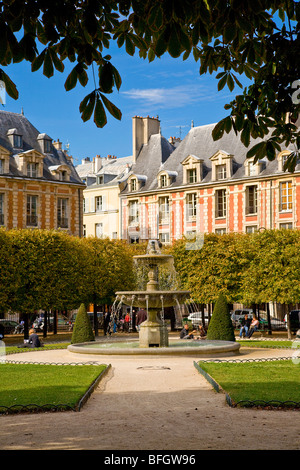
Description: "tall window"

(57, 198), (68, 228)
(246, 225), (257, 234)
(27, 162), (38, 177)
(0, 193), (4, 225)
(27, 195), (38, 226)
(215, 189), (226, 218)
(216, 164), (227, 180)
(13, 134), (22, 148)
(95, 196), (103, 212)
(128, 200), (139, 225)
(160, 174), (167, 187)
(95, 223), (103, 238)
(187, 168), (197, 183)
(60, 170), (67, 181)
(186, 193), (197, 219)
(159, 232), (170, 244)
(280, 181), (292, 211)
(280, 222), (293, 230)
(44, 140), (52, 153)
(130, 178), (137, 192)
(159, 196), (169, 223)
(246, 185), (257, 214)
(248, 161), (256, 176)
(0, 159), (4, 174)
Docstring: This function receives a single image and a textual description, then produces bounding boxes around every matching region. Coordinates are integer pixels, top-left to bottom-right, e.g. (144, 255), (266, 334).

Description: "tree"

(170, 233), (254, 304)
(71, 303), (95, 344)
(6, 229), (90, 337)
(0, 228), (17, 316)
(206, 292), (235, 341)
(80, 237), (135, 335)
(1, 1), (299, 168)
(240, 229), (300, 338)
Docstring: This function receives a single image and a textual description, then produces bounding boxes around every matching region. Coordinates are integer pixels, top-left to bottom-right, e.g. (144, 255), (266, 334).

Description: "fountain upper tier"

(116, 240), (190, 309)
(115, 291), (190, 309)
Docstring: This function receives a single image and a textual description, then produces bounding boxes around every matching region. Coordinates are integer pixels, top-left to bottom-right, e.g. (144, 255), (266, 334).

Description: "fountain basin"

(68, 339), (240, 356)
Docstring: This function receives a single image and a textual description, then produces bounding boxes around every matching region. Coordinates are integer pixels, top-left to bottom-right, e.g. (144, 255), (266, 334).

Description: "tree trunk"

(24, 315), (29, 340)
(43, 311), (48, 338)
(93, 298), (99, 337)
(285, 303), (292, 340)
(53, 309), (57, 335)
(266, 302), (272, 335)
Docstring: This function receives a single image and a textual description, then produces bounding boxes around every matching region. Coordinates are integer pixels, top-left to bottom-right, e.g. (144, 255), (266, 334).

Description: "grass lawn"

(5, 343), (70, 355)
(198, 360), (300, 406)
(0, 363), (107, 412)
(237, 340), (300, 348)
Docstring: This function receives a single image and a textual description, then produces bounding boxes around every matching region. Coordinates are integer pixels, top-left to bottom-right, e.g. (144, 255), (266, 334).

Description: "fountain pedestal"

(139, 308), (169, 348)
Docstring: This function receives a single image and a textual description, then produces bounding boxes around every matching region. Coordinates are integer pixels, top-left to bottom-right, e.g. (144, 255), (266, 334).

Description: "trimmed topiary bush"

(71, 303), (95, 344)
(206, 293), (235, 342)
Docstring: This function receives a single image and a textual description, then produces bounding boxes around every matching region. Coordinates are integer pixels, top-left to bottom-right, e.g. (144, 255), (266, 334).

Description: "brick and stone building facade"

(120, 117), (300, 243)
(0, 111), (85, 236)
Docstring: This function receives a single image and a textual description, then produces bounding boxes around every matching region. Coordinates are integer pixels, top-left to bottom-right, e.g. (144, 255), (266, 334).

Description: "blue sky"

(2, 44), (248, 166)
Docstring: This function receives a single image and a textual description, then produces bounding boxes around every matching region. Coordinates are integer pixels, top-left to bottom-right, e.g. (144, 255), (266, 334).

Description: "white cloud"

(121, 84), (221, 109)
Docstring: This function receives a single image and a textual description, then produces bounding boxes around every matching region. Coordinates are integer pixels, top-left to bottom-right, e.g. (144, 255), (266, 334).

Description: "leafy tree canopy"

(1, 1), (300, 168)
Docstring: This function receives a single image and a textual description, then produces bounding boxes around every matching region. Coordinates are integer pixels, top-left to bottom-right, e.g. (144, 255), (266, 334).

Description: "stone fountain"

(68, 239), (240, 355)
(116, 239), (190, 348)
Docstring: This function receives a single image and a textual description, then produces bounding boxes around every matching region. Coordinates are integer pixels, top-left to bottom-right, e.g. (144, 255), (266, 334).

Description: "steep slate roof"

(0, 110), (83, 184)
(121, 122), (298, 195)
(122, 133), (175, 193)
(76, 155), (133, 187)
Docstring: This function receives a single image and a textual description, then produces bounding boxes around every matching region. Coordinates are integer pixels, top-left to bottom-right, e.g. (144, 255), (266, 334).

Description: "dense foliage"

(0, 1), (299, 168)
(170, 229), (300, 306)
(0, 228), (135, 323)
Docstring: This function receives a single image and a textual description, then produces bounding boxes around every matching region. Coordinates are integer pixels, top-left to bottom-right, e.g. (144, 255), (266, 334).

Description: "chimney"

(94, 154), (102, 172)
(53, 139), (62, 150)
(132, 115), (160, 163)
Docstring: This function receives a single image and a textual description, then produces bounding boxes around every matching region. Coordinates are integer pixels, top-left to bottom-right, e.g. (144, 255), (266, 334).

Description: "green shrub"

(206, 293), (235, 341)
(71, 304), (95, 344)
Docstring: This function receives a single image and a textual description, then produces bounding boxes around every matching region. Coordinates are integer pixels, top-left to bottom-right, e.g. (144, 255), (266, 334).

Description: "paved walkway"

(0, 344), (299, 451)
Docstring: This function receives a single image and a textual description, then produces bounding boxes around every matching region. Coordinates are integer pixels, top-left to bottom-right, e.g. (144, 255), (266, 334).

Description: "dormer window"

(244, 157), (263, 176)
(0, 146), (10, 174)
(187, 168), (197, 183)
(48, 164), (71, 182)
(14, 134), (22, 148)
(16, 150), (45, 177)
(181, 155), (203, 184)
(210, 151), (233, 181)
(278, 150), (292, 172)
(27, 162), (38, 177)
(130, 178), (137, 191)
(160, 174), (167, 187)
(97, 175), (104, 185)
(44, 140), (51, 153)
(128, 174), (147, 192)
(60, 170), (67, 181)
(157, 170), (177, 188)
(37, 133), (52, 154)
(216, 164), (227, 180)
(7, 128), (23, 149)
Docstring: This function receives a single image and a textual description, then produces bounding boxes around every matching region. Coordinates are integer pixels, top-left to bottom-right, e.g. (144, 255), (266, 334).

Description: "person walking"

(124, 311), (131, 332)
(135, 308), (147, 331)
